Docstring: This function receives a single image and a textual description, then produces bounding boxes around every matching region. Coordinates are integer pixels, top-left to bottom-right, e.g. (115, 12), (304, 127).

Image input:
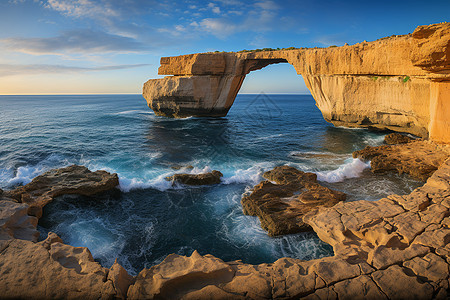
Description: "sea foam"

(316, 158), (370, 183)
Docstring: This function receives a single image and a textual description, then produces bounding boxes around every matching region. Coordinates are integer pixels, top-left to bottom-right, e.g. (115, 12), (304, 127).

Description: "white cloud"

(1, 29), (147, 55)
(45, 0), (119, 19)
(0, 63), (150, 77)
(199, 18), (238, 37)
(254, 0), (278, 11)
(9, 0), (26, 4)
(207, 2), (221, 14)
(215, 0), (244, 6)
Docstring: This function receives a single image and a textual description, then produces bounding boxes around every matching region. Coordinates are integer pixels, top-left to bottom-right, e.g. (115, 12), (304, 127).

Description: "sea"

(0, 94), (422, 275)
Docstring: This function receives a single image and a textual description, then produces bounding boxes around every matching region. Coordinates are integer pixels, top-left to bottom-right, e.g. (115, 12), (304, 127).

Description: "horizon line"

(0, 92), (312, 96)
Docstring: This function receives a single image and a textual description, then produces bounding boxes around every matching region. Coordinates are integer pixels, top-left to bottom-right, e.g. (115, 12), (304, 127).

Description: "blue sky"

(0, 0), (448, 94)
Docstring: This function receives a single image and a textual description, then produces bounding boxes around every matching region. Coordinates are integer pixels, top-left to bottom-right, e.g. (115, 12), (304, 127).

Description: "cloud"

(199, 18), (238, 37)
(9, 0), (26, 4)
(254, 0), (278, 11)
(1, 29), (147, 55)
(0, 63), (150, 77)
(215, 0), (244, 6)
(45, 0), (119, 19)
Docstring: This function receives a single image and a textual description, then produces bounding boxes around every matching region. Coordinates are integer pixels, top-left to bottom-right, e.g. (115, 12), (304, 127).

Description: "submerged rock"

(353, 140), (449, 181)
(384, 132), (413, 144)
(166, 170), (223, 186)
(241, 165), (346, 236)
(5, 165), (119, 218)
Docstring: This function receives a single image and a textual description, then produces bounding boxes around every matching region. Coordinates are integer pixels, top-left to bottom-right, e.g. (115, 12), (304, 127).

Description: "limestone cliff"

(143, 22), (450, 143)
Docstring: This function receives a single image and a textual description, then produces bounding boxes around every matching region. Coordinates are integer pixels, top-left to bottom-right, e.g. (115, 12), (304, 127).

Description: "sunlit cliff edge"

(143, 22), (450, 144)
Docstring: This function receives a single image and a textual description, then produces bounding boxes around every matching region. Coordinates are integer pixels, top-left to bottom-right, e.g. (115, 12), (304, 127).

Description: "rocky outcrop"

(2, 157), (450, 298)
(353, 140), (449, 181)
(5, 165), (119, 217)
(143, 22), (450, 143)
(166, 170), (223, 185)
(125, 157), (450, 299)
(0, 233), (131, 299)
(0, 200), (39, 242)
(384, 132), (413, 144)
(0, 166), (130, 299)
(241, 166), (346, 236)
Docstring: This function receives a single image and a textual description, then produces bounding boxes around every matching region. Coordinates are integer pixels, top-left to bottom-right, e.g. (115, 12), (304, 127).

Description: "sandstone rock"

(166, 170), (223, 185)
(39, 231), (63, 250)
(241, 166), (346, 236)
(0, 200), (39, 242)
(331, 275), (388, 300)
(108, 259), (135, 299)
(353, 140), (449, 181)
(144, 23), (450, 143)
(384, 133), (413, 144)
(2, 148), (450, 299)
(6, 165), (119, 217)
(403, 253), (449, 284)
(371, 265), (434, 299)
(127, 250), (235, 299)
(0, 238), (119, 299)
(367, 244), (429, 269)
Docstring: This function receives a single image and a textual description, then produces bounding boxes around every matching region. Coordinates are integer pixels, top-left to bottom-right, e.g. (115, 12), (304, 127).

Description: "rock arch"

(143, 23), (450, 143)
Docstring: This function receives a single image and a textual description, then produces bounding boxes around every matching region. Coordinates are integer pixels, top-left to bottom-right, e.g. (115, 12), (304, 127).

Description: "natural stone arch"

(143, 23), (450, 143)
(142, 56), (291, 118)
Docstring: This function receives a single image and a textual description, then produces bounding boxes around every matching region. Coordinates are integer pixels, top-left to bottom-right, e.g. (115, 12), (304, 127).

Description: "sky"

(0, 0), (448, 95)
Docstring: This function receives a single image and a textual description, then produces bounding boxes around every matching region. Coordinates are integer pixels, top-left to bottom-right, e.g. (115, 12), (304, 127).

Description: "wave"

(316, 158), (370, 183)
(222, 165), (265, 185)
(0, 153), (71, 188)
(362, 134), (385, 146)
(119, 163), (269, 193)
(110, 110), (153, 115)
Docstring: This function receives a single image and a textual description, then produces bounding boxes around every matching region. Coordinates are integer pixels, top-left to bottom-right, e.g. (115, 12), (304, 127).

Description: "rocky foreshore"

(1, 142), (450, 299)
(241, 165), (346, 236)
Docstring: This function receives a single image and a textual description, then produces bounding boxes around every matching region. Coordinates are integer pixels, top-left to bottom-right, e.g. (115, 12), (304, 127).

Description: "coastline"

(1, 139), (449, 299)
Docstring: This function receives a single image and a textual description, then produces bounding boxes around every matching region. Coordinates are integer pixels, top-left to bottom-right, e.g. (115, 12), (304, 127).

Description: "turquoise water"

(0, 94), (421, 274)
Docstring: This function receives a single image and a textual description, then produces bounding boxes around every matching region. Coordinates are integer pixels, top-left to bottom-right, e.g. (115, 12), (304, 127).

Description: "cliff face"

(143, 23), (450, 143)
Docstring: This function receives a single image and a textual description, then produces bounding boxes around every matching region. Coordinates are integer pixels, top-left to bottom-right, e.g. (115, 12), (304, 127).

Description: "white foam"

(7, 166), (44, 186)
(363, 135), (385, 146)
(111, 110), (153, 115)
(2, 153), (72, 187)
(316, 158), (370, 183)
(222, 166), (263, 185)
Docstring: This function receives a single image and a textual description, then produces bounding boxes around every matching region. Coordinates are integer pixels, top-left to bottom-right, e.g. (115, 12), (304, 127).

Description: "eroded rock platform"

(241, 165), (346, 236)
(1, 153), (450, 298)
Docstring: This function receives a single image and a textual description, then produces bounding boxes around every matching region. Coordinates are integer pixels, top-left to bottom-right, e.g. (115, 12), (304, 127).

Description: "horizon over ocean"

(0, 93), (422, 274)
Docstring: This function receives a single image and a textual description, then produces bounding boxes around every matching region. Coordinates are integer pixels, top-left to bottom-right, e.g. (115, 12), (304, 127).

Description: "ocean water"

(0, 94), (422, 274)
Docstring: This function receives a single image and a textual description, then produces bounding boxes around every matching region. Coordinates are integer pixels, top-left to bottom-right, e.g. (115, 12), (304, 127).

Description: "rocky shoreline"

(1, 140), (450, 299)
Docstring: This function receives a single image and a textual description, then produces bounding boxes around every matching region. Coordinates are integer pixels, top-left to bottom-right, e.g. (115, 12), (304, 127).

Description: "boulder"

(166, 170), (223, 185)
